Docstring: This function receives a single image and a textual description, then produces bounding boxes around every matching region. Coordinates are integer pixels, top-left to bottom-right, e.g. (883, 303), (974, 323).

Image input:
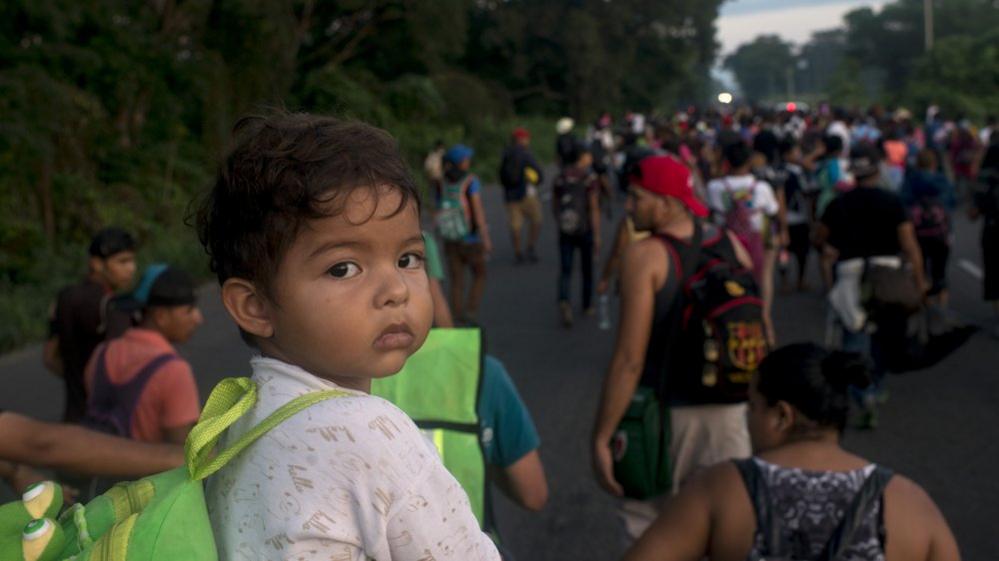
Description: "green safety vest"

(371, 328), (492, 532)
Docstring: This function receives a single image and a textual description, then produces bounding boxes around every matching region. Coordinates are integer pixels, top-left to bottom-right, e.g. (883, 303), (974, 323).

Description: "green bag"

(610, 386), (672, 500)
(0, 377), (347, 561)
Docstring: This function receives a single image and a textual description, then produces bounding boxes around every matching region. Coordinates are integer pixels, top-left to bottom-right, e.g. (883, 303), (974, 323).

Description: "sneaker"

(514, 253), (525, 265)
(560, 302), (573, 328)
(527, 247), (539, 263)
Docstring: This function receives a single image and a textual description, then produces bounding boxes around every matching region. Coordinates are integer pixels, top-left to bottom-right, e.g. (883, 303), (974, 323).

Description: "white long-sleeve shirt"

(207, 356), (500, 561)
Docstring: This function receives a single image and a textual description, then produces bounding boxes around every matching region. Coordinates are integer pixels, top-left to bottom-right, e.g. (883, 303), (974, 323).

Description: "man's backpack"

(556, 134), (576, 166)
(436, 175), (474, 241)
(659, 225), (768, 404)
(499, 149), (523, 191)
(0, 378), (347, 561)
(910, 197), (949, 240)
(720, 178), (765, 280)
(83, 345), (179, 438)
(555, 172), (593, 235)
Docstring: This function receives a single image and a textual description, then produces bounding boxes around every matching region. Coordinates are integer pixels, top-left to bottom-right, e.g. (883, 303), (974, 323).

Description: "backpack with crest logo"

(658, 224), (768, 404)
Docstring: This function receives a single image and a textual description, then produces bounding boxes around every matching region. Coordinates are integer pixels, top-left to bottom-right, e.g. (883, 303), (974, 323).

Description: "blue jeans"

(558, 231), (594, 309)
(842, 327), (886, 409)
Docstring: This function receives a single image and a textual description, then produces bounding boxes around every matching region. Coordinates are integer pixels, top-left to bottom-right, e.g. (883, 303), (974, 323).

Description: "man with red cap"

(591, 155), (755, 541)
(499, 127), (545, 264)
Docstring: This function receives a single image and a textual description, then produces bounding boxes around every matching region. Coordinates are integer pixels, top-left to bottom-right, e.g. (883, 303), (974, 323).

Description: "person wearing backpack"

(621, 343), (961, 561)
(706, 142), (779, 345)
(775, 137), (820, 292)
(438, 144), (493, 325)
(552, 141), (602, 327)
(816, 143), (928, 429)
(555, 117), (578, 168)
(592, 155), (761, 541)
(499, 127), (544, 264)
(901, 149), (956, 318)
(82, 265), (203, 445)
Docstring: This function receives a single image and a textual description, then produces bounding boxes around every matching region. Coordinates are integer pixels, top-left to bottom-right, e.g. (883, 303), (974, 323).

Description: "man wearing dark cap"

(817, 142), (927, 428)
(499, 127), (545, 263)
(45, 227), (138, 422)
(82, 264), (202, 444)
(591, 155), (754, 540)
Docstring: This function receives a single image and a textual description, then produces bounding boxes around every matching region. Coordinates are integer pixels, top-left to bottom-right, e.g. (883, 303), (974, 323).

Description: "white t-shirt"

(706, 174), (779, 234)
(827, 120), (851, 156)
(207, 357), (500, 561)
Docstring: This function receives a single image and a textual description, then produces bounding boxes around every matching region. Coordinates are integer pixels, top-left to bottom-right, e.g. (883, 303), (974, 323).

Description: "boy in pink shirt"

(83, 265), (203, 444)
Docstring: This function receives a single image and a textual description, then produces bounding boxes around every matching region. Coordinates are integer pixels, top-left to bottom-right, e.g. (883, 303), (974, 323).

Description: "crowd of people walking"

(2, 102), (994, 560)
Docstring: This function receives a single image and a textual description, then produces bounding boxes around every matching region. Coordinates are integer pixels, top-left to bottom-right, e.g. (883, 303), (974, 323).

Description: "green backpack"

(436, 175), (473, 241)
(0, 377), (347, 561)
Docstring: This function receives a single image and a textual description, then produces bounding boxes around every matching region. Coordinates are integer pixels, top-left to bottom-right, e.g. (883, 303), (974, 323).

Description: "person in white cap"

(556, 117), (577, 168)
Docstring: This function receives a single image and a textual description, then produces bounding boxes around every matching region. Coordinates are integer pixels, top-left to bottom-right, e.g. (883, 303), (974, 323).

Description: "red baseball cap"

(634, 155), (708, 217)
(512, 127), (530, 140)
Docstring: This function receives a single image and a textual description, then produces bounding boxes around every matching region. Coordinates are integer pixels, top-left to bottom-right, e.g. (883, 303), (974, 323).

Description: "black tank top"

(639, 223), (740, 405)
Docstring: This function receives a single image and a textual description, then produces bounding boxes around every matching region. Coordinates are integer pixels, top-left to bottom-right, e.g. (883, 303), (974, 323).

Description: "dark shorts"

(444, 240), (486, 271)
(918, 236), (950, 296)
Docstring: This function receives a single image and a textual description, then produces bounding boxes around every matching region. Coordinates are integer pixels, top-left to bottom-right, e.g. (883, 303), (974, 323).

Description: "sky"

(712, 0), (889, 91)
(716, 0), (889, 55)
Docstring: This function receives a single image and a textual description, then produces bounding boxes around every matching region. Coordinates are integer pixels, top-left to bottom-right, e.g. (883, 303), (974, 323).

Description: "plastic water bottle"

(598, 293), (612, 330)
(778, 248), (790, 274)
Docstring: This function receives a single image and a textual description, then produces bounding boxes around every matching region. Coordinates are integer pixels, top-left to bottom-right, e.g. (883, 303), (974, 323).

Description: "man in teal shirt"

(418, 232), (548, 511)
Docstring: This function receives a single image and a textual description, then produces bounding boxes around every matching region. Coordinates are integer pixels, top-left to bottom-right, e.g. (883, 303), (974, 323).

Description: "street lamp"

(717, 92), (733, 104)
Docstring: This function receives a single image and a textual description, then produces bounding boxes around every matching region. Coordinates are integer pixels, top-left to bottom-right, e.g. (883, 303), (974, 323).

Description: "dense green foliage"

(0, 0), (724, 351)
(723, 35), (796, 102)
(724, 0), (999, 117)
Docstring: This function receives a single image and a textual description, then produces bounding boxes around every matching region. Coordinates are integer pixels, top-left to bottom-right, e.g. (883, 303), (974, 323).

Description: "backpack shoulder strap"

(129, 353), (180, 386)
(733, 458), (783, 557)
(819, 466), (894, 561)
(186, 377), (350, 481)
(462, 174), (476, 193)
(653, 221), (704, 287)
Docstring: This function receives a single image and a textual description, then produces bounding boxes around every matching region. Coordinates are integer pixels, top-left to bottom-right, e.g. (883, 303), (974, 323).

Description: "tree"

(906, 29), (999, 120)
(724, 35), (795, 102)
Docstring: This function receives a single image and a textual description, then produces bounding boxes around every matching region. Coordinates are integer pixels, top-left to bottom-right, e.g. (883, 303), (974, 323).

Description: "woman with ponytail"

(622, 343), (959, 561)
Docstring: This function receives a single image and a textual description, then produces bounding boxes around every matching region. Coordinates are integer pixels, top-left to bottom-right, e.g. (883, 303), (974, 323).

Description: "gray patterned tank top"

(735, 457), (892, 561)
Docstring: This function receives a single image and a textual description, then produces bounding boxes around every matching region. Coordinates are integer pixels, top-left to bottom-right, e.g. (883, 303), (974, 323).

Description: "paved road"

(2, 177), (997, 560)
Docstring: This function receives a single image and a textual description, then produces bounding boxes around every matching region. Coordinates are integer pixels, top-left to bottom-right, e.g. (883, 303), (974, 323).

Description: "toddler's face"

(262, 186), (432, 391)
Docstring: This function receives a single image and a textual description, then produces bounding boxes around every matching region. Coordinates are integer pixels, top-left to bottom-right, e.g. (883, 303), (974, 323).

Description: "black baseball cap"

(132, 264), (197, 308)
(849, 143), (881, 179)
(88, 227), (136, 259)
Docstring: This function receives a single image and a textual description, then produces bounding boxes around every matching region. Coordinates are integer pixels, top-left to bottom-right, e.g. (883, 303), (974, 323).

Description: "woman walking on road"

(622, 343), (960, 561)
(438, 144), (493, 325)
(552, 141), (602, 327)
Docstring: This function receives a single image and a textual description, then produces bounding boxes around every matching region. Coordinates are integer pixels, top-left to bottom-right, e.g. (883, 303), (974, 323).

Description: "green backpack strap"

(186, 377), (349, 481)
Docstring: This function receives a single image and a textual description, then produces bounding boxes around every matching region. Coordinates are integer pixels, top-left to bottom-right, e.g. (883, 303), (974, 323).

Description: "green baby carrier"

(0, 377), (347, 561)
